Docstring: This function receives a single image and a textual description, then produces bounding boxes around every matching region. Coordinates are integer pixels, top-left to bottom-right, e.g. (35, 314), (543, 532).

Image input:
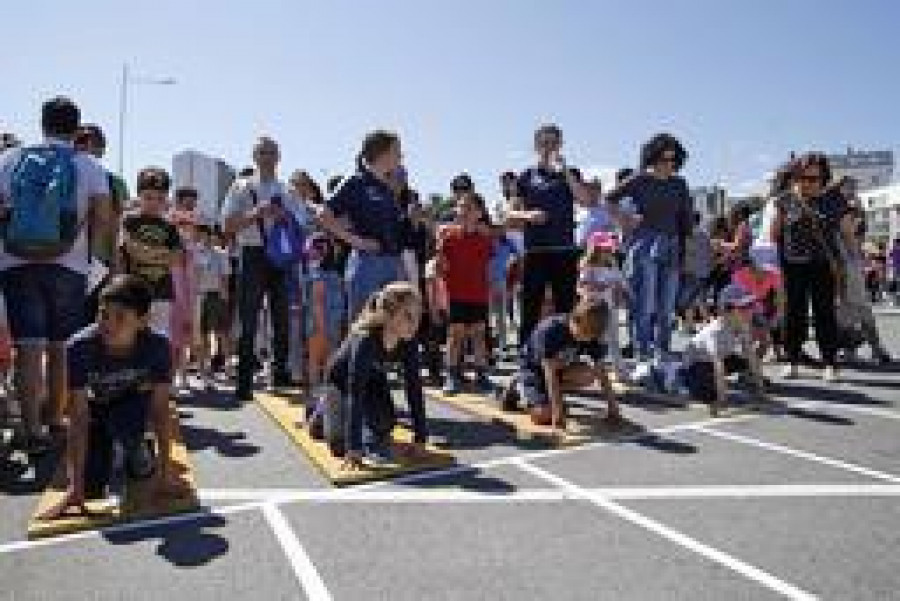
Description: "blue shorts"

(2, 264), (87, 344)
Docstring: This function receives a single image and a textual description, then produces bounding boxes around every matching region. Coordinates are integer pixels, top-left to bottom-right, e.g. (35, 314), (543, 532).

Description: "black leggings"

(782, 260), (838, 366)
(519, 249), (578, 344)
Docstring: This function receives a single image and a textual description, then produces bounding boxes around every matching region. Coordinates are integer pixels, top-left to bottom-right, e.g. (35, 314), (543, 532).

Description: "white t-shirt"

(0, 138), (110, 275)
(684, 317), (751, 365)
(579, 265), (625, 307)
(194, 245), (230, 294)
(220, 176), (308, 248)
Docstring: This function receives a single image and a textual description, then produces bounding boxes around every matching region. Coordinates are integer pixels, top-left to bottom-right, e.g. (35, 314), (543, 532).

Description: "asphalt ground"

(1, 311), (898, 600)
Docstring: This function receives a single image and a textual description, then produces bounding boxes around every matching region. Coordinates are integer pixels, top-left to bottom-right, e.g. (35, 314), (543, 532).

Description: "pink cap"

(588, 231), (619, 252)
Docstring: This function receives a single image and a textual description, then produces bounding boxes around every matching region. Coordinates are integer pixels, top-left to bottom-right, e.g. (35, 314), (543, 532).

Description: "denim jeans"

(236, 247), (290, 392)
(626, 234), (681, 361)
(345, 251), (403, 321)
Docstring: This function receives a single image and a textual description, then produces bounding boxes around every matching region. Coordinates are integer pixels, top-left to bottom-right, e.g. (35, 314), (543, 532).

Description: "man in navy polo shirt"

(506, 124), (593, 343)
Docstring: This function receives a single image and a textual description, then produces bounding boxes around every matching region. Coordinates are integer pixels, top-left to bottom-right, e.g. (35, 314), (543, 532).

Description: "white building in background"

(859, 182), (900, 247)
(827, 148), (894, 192)
(691, 185), (727, 223)
(172, 150), (235, 224)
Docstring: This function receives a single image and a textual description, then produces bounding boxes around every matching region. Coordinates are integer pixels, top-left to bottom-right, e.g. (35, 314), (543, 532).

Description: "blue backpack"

(5, 145), (80, 259)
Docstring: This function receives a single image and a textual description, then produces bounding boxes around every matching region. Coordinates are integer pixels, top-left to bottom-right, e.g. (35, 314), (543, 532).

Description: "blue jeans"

(345, 251), (403, 321)
(626, 235), (681, 361)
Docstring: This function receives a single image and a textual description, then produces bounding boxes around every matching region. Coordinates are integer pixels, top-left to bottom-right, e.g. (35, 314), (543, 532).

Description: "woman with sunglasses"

(606, 133), (693, 367)
(772, 153), (846, 381)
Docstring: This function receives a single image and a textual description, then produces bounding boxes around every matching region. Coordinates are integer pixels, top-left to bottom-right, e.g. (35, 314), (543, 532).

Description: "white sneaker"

(781, 364), (799, 380)
(822, 366), (838, 383)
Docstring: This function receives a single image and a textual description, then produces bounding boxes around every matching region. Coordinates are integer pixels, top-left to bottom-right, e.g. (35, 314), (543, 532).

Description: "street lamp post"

(117, 63), (176, 177)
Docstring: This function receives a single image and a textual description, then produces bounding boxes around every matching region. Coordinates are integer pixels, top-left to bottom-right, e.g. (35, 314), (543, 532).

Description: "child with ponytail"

(314, 282), (428, 468)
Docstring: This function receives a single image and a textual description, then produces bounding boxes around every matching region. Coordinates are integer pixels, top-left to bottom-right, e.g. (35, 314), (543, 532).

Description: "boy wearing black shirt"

(38, 276), (179, 519)
(501, 299), (622, 430)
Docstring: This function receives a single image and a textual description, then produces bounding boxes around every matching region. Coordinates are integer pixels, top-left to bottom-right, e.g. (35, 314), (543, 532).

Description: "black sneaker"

(126, 438), (157, 480)
(497, 384), (520, 412)
(235, 385), (254, 402)
(272, 372), (294, 389)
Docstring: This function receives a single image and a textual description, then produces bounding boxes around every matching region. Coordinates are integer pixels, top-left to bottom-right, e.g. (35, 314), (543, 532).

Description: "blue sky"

(2, 0), (898, 199)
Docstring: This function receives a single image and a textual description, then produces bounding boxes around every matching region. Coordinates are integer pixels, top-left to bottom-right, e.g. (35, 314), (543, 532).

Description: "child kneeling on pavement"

(499, 298), (622, 430)
(661, 284), (768, 416)
(311, 282), (429, 469)
(39, 275), (181, 519)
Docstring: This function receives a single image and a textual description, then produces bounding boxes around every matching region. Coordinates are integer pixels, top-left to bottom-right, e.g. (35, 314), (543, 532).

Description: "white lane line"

(202, 489), (568, 503)
(779, 399), (900, 421)
(356, 412), (758, 490)
(0, 501), (264, 556)
(200, 484), (900, 503)
(261, 503), (332, 601)
(589, 483), (900, 499)
(695, 427), (900, 483)
(513, 459), (819, 601)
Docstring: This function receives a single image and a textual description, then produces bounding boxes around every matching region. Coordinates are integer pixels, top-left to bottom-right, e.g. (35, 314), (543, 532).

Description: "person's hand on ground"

(341, 451), (366, 471)
(395, 442), (428, 460)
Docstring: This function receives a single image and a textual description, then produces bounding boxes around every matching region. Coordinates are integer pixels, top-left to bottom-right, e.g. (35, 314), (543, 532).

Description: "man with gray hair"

(222, 137), (309, 401)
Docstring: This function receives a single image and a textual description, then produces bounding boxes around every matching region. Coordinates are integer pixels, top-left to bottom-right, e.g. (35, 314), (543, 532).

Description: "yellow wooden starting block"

(255, 392), (455, 486)
(28, 406), (199, 540)
(425, 387), (644, 447)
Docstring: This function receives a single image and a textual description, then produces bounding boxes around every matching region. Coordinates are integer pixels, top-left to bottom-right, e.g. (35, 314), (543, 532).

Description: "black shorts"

(447, 301), (489, 325)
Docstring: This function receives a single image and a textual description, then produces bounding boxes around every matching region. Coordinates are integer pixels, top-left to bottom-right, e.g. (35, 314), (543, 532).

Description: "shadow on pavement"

(104, 512), (230, 568)
(397, 467), (519, 493)
(631, 433), (698, 454)
(770, 382), (886, 406)
(180, 423), (261, 459)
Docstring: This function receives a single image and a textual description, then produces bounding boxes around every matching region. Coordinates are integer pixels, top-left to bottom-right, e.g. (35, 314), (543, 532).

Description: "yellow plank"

(28, 407), (199, 540)
(425, 388), (644, 447)
(255, 392), (455, 486)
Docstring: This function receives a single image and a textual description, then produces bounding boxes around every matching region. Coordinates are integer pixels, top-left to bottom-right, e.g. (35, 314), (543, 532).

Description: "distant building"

(859, 182), (900, 247)
(691, 185), (727, 223)
(172, 150), (236, 224)
(827, 148), (894, 192)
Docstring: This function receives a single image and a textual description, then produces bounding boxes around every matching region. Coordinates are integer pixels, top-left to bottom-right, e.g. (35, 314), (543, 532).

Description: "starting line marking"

(0, 501), (264, 556)
(198, 483), (900, 503)
(513, 459), (819, 601)
(695, 427), (900, 484)
(262, 503), (332, 601)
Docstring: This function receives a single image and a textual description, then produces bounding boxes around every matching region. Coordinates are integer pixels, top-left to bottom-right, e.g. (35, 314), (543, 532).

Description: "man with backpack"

(221, 137), (309, 401)
(0, 97), (114, 455)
